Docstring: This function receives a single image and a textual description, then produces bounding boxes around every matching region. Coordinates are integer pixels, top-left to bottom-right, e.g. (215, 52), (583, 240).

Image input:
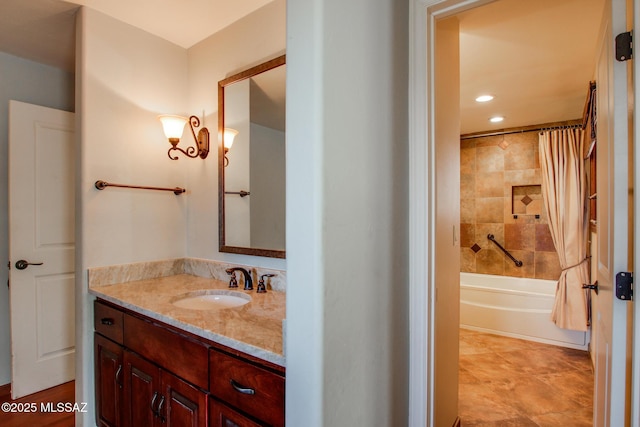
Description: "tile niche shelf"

(511, 184), (542, 219)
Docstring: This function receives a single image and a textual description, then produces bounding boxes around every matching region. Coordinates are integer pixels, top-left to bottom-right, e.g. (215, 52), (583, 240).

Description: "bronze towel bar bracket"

(94, 180), (186, 195)
(224, 190), (250, 197)
(487, 234), (523, 267)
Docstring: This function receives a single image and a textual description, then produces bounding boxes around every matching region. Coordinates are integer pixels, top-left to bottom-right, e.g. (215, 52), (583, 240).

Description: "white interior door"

(8, 100), (75, 399)
(592, 0), (632, 425)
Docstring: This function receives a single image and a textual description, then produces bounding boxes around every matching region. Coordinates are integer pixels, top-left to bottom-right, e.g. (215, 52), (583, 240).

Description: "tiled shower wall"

(460, 130), (562, 280)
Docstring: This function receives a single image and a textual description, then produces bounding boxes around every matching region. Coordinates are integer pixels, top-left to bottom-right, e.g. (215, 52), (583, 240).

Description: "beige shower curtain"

(539, 128), (589, 331)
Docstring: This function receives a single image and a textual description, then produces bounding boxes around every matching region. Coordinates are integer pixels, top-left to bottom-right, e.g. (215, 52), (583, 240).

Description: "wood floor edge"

(452, 416), (461, 427)
(0, 383), (10, 398)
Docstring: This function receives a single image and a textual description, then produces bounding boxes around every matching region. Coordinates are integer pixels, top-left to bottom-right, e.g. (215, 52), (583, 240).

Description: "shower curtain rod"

(460, 123), (584, 140)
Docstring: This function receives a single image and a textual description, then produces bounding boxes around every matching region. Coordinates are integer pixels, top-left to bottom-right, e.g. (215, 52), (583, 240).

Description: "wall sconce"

(223, 128), (238, 167)
(158, 115), (210, 160)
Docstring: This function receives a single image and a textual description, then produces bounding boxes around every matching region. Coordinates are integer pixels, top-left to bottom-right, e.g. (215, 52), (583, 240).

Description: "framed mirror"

(218, 55), (286, 258)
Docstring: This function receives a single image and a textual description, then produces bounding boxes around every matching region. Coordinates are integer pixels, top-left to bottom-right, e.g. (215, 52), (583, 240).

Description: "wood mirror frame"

(218, 55), (286, 259)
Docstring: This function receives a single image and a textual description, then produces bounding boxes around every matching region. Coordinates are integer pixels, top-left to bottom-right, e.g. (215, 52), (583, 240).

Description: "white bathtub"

(460, 272), (589, 350)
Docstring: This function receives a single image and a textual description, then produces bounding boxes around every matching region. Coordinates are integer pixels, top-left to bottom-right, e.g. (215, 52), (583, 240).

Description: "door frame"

(408, 1), (488, 424)
(633, 4), (640, 426)
(408, 0), (638, 425)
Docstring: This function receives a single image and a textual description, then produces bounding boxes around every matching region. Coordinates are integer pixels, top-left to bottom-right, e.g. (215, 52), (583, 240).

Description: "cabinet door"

(209, 399), (262, 427)
(161, 371), (208, 427)
(123, 350), (161, 427)
(95, 334), (124, 427)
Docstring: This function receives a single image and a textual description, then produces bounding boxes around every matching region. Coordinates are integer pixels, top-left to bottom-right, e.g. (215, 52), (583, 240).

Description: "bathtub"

(460, 272), (589, 350)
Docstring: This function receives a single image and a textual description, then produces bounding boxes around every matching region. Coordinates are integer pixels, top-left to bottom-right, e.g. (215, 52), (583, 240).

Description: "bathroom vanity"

(91, 271), (285, 427)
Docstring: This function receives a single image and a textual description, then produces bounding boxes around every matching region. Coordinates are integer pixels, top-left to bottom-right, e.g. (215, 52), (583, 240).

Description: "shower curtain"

(539, 128), (589, 331)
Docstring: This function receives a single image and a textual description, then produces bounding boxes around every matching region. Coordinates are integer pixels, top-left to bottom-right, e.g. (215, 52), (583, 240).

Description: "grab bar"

(487, 234), (523, 267)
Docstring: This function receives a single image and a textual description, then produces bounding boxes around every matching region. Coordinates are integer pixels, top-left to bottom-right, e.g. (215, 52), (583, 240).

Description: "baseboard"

(452, 416), (461, 427)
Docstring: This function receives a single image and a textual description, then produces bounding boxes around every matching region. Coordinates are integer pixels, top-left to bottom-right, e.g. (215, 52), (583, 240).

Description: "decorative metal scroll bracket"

(487, 234), (523, 267)
(95, 180), (186, 195)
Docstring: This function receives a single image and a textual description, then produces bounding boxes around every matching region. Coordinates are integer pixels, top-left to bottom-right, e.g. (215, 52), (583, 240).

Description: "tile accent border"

(88, 258), (286, 292)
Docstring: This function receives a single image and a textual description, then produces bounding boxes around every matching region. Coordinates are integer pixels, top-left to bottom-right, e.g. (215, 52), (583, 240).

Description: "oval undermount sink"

(171, 290), (251, 310)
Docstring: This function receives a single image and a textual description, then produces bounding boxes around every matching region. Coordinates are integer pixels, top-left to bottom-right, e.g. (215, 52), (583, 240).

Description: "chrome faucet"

(225, 267), (253, 291)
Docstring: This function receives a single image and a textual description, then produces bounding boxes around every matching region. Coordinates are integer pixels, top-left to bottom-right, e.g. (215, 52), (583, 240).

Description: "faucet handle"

(226, 269), (238, 288)
(257, 274), (276, 293)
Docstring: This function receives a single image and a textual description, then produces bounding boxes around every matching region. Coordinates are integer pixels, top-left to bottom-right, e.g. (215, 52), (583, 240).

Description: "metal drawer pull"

(115, 365), (123, 389)
(151, 391), (160, 416)
(157, 395), (166, 423)
(101, 318), (114, 326)
(230, 379), (255, 395)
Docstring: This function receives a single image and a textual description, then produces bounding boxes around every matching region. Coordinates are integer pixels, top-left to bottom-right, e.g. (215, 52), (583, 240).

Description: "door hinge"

(615, 272), (633, 300)
(615, 31), (633, 61)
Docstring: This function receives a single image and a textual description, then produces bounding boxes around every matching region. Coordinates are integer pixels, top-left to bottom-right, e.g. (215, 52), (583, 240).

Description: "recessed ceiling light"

(489, 116), (504, 123)
(475, 95), (494, 103)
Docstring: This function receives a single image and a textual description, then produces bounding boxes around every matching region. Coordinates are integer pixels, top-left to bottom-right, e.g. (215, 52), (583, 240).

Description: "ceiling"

(65, 0), (273, 48)
(458, 0), (605, 134)
(0, 0), (78, 71)
(0, 0), (606, 134)
(0, 0), (273, 71)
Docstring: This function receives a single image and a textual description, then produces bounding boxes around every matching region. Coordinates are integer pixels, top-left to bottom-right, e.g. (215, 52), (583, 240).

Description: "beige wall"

(460, 128), (562, 280)
(186, 0), (286, 270)
(76, 8), (189, 423)
(286, 0), (410, 424)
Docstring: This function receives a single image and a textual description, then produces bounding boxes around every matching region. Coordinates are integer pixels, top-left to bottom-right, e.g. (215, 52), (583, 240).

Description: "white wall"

(186, 0), (286, 269)
(0, 52), (74, 386)
(286, 0), (410, 424)
(76, 8), (189, 424)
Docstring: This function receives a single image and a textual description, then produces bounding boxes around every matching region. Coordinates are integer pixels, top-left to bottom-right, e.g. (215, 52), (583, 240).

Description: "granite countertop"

(89, 274), (286, 367)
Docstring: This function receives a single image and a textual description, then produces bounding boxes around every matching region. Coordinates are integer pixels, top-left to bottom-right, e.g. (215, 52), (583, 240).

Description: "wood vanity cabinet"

(94, 301), (125, 427)
(209, 349), (285, 427)
(122, 350), (158, 427)
(122, 350), (207, 427)
(210, 398), (262, 427)
(94, 299), (285, 427)
(95, 334), (124, 427)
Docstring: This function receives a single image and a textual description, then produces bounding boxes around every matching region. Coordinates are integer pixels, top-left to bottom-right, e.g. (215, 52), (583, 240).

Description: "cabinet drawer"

(210, 398), (262, 427)
(210, 350), (284, 427)
(124, 314), (209, 390)
(94, 300), (124, 344)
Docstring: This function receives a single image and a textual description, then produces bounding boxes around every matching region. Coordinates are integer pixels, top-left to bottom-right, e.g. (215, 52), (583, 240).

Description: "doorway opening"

(452, 0), (602, 424)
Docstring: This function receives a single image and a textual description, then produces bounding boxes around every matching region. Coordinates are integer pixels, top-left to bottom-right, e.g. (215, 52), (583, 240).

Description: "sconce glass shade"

(158, 114), (210, 160)
(223, 128), (239, 150)
(158, 115), (188, 141)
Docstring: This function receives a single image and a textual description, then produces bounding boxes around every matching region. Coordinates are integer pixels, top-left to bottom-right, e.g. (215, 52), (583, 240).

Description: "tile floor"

(458, 328), (593, 426)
